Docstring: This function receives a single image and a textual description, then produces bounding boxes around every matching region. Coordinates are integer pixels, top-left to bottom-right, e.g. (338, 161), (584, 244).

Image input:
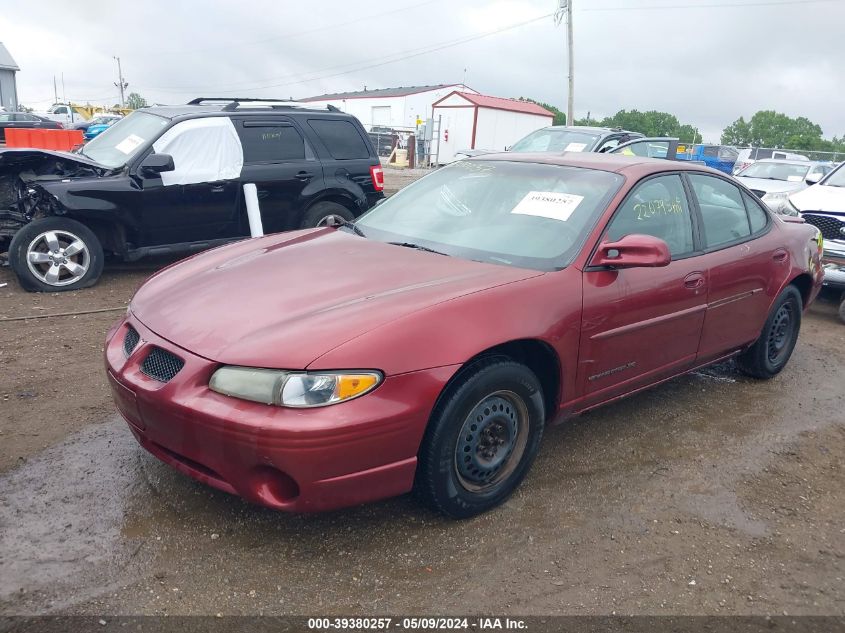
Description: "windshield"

(356, 160), (623, 271)
(81, 111), (168, 168)
(509, 128), (600, 153)
(822, 164), (845, 187)
(738, 161), (810, 181)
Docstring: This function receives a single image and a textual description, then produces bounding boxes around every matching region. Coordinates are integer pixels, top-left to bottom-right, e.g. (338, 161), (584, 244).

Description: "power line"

(583, 0), (842, 10)
(141, 13), (553, 96)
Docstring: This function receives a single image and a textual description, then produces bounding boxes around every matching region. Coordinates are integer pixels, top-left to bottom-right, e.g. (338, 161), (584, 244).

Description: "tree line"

(521, 98), (845, 153)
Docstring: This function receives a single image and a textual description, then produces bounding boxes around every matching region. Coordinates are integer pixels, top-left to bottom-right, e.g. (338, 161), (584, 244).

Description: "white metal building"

(431, 91), (554, 164)
(300, 84), (476, 132)
(0, 42), (20, 112)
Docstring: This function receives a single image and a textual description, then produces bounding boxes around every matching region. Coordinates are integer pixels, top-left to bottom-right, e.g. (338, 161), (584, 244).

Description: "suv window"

(238, 123), (306, 163)
(606, 174), (694, 257)
(689, 174), (751, 248)
(308, 119), (370, 160)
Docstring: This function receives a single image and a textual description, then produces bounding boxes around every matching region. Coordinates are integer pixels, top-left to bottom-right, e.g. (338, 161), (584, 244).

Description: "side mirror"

(805, 172), (822, 185)
(591, 234), (671, 269)
(139, 153), (175, 177)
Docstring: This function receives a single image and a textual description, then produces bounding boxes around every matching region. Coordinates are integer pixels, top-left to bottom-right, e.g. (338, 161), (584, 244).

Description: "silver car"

(735, 159), (835, 215)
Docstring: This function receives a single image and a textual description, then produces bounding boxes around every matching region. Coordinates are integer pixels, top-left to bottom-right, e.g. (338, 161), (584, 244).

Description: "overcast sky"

(2, 0), (843, 142)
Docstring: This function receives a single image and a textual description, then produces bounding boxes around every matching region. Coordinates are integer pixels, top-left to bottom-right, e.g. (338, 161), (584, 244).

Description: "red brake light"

(370, 165), (384, 192)
(56, 122), (64, 128)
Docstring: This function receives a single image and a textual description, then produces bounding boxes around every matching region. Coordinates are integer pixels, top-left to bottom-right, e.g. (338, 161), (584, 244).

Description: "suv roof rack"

(187, 97), (341, 113)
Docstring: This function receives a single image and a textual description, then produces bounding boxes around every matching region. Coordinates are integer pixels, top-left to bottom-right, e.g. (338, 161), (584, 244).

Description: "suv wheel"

(301, 201), (355, 229)
(9, 217), (104, 292)
(415, 359), (545, 518)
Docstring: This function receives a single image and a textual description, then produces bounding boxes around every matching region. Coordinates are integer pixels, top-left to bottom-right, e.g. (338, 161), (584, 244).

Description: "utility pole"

(113, 56), (128, 108)
(555, 1), (574, 125)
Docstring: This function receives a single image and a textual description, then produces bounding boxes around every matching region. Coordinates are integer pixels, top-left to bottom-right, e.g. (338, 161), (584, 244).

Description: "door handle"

(210, 185), (225, 193)
(684, 272), (705, 289)
(295, 171), (313, 182)
(772, 249), (788, 263)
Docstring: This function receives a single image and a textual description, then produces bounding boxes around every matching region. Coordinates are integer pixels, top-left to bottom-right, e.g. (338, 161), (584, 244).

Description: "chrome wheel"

(25, 229), (90, 287)
(317, 214), (342, 227)
(454, 390), (530, 492)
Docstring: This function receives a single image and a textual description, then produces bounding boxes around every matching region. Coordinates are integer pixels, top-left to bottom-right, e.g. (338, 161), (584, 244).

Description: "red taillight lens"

(56, 122), (64, 129)
(370, 165), (384, 192)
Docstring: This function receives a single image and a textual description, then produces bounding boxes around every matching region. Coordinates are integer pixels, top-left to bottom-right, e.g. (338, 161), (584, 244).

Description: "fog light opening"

(252, 466), (300, 505)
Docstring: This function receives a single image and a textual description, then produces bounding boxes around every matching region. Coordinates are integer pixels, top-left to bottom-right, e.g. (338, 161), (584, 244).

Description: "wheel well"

(78, 218), (126, 256)
(789, 273), (813, 307)
(452, 339), (561, 422)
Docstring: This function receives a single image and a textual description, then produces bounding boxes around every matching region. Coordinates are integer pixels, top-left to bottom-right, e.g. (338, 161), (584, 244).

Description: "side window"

(605, 174), (694, 257)
(688, 174), (751, 248)
(703, 146), (719, 157)
(238, 123), (306, 163)
(308, 119), (370, 160)
(595, 136), (621, 152)
(150, 117), (243, 186)
(742, 191), (769, 234)
(0, 113), (12, 122)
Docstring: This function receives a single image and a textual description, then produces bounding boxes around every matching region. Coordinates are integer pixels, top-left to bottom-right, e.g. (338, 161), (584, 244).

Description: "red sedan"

(105, 153), (824, 518)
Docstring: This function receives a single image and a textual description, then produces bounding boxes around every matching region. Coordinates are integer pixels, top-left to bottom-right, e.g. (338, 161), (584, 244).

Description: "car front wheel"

(9, 217), (104, 292)
(415, 359), (545, 519)
(736, 285), (802, 379)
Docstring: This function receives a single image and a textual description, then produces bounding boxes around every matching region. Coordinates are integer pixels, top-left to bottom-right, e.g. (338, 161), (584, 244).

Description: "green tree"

(598, 109), (700, 142)
(517, 97), (566, 125)
(126, 92), (148, 110)
(720, 110), (823, 148)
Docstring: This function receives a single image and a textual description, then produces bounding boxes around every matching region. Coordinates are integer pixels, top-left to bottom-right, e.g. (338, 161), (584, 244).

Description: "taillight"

(370, 165), (384, 192)
(56, 122), (64, 129)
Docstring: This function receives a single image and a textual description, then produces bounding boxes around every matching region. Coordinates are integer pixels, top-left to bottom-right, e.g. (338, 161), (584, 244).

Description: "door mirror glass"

(140, 153), (175, 177)
(591, 234), (671, 268)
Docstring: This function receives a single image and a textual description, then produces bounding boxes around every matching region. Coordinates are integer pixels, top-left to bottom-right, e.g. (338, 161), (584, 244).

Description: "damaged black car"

(1, 99), (385, 291)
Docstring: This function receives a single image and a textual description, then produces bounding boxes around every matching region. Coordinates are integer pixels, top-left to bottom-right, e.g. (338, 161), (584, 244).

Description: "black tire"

(300, 201), (355, 229)
(415, 359), (545, 519)
(9, 217), (104, 292)
(838, 292), (845, 324)
(736, 285), (802, 379)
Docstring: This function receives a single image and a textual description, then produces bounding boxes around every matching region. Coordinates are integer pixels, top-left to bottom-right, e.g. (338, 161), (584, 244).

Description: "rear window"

(308, 119), (370, 159)
(238, 123), (305, 162)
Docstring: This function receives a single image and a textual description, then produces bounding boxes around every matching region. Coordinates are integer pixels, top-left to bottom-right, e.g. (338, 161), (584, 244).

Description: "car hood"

(0, 147), (105, 170)
(131, 229), (543, 369)
(789, 183), (845, 212)
(736, 176), (803, 194)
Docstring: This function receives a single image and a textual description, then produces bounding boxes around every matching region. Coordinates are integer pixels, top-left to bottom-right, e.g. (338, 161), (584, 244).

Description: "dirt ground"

(1, 168), (844, 616)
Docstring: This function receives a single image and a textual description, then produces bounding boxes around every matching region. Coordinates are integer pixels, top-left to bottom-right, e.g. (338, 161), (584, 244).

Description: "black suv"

(1, 97), (385, 291)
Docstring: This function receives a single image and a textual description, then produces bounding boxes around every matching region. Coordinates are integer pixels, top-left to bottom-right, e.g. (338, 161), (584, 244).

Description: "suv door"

(610, 137), (680, 160)
(578, 173), (707, 405)
(233, 116), (324, 234)
(134, 116), (241, 246)
(686, 173), (775, 360)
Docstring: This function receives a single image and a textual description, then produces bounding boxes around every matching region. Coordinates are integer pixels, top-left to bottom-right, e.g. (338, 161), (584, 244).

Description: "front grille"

(123, 326), (140, 358)
(750, 189), (766, 198)
(140, 347), (185, 383)
(803, 213), (845, 241)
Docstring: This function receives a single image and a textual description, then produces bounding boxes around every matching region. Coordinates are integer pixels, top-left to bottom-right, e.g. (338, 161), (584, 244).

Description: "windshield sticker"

(511, 191), (584, 222)
(564, 142), (588, 152)
(786, 175), (803, 182)
(115, 134), (145, 155)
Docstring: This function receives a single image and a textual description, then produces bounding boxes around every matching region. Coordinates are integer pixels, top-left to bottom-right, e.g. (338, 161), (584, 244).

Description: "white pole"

(243, 183), (264, 238)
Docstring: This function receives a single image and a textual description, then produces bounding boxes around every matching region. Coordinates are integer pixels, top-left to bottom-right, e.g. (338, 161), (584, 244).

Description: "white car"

(32, 103), (87, 126)
(733, 148), (809, 174)
(735, 159), (835, 214)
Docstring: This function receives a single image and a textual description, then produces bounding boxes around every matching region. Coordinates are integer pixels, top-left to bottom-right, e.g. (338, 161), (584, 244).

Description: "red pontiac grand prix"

(105, 153), (824, 518)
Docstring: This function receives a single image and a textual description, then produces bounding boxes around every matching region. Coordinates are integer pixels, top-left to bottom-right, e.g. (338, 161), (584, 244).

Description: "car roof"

(749, 158), (823, 166)
(140, 103), (350, 121)
(541, 125), (639, 135)
(469, 151), (724, 176)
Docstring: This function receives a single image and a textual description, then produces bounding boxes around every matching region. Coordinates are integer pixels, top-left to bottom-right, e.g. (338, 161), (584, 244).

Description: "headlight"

(784, 198), (801, 216)
(209, 367), (382, 408)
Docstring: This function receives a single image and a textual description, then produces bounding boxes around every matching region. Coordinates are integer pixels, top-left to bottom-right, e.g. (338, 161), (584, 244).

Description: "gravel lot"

(1, 166), (843, 616)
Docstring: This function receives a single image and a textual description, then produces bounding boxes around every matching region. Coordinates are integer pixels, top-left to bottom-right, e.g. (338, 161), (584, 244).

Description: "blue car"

(83, 115), (122, 140)
(675, 143), (739, 174)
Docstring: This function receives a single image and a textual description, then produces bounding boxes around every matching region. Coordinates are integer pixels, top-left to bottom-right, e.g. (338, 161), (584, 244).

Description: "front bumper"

(105, 314), (457, 512)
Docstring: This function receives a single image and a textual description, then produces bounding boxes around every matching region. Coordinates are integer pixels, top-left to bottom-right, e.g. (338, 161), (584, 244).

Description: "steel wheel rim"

(454, 390), (530, 493)
(767, 303), (794, 364)
(25, 230), (90, 287)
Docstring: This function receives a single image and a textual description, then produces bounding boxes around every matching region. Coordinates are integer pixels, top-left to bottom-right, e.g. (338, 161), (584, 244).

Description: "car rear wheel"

(415, 359), (545, 518)
(9, 217), (104, 292)
(300, 201), (355, 229)
(736, 285), (802, 379)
